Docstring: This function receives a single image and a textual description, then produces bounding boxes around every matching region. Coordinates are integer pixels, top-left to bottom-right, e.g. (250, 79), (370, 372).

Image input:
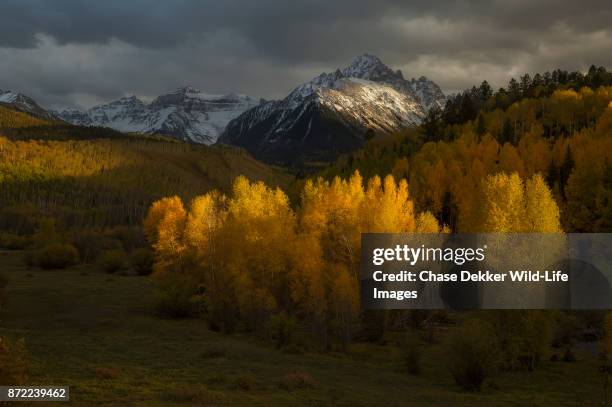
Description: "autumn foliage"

(145, 168), (561, 349)
(145, 172), (442, 348)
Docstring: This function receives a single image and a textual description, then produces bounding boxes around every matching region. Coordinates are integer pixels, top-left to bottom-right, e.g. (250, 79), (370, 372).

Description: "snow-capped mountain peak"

(342, 54), (403, 82)
(220, 54), (446, 165)
(0, 88), (57, 120)
(339, 54), (446, 111)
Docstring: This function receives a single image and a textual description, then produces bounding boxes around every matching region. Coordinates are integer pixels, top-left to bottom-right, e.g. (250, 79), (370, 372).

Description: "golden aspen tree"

(477, 172), (525, 232)
(524, 174), (562, 232)
(362, 175), (416, 232)
(184, 191), (227, 288)
(223, 176), (295, 330)
(150, 197), (187, 272)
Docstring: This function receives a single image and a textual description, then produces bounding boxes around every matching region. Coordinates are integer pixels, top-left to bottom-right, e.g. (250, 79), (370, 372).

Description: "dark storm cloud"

(0, 0), (610, 109)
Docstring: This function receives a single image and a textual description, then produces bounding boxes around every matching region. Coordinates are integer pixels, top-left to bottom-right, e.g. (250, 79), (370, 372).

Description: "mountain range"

(219, 54), (445, 165)
(56, 87), (258, 144)
(1, 54), (445, 164)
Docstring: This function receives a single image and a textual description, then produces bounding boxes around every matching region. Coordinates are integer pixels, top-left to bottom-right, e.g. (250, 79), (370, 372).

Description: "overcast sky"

(1, 0), (611, 110)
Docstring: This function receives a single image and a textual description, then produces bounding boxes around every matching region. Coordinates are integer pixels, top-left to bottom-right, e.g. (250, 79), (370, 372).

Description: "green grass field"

(0, 250), (605, 406)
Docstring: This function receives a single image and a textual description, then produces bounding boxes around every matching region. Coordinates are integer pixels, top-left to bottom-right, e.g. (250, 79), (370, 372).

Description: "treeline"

(144, 170), (560, 350)
(325, 86), (612, 232)
(424, 65), (612, 139)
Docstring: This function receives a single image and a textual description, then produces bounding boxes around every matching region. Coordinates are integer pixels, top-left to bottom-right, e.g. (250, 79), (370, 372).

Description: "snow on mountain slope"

(57, 87), (258, 144)
(219, 54), (446, 165)
(0, 89), (57, 120)
(341, 54), (446, 111)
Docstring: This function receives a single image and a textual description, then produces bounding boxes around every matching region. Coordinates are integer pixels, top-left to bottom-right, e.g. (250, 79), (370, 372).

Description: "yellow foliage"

(472, 172), (562, 233)
(146, 170), (438, 347)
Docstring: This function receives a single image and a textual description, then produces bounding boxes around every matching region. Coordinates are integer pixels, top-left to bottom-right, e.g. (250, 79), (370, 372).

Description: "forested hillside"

(140, 71), (611, 394)
(321, 84), (612, 232)
(0, 106), (292, 236)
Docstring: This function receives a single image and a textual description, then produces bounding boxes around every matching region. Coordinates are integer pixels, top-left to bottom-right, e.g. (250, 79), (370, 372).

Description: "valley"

(0, 250), (603, 406)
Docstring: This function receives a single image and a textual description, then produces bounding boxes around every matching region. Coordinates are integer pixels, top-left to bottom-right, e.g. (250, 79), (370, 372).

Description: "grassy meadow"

(0, 250), (605, 406)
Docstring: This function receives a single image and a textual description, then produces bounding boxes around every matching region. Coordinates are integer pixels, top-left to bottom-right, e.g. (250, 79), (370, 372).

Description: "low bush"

(0, 233), (31, 250)
(130, 248), (154, 276)
(0, 337), (28, 385)
(106, 226), (147, 252)
(267, 312), (297, 348)
(204, 295), (239, 334)
(446, 319), (499, 392)
(482, 310), (553, 371)
(71, 230), (103, 263)
(33, 243), (79, 270)
(155, 277), (198, 319)
(99, 249), (128, 274)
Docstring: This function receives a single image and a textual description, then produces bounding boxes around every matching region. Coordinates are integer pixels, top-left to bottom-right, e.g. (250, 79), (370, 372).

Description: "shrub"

(482, 310), (553, 371)
(0, 337), (28, 385)
(33, 243), (79, 270)
(106, 226), (147, 252)
(278, 370), (316, 391)
(446, 320), (499, 392)
(204, 294), (239, 334)
(267, 312), (298, 348)
(99, 249), (127, 274)
(130, 248), (154, 276)
(71, 230), (103, 263)
(155, 277), (198, 319)
(401, 334), (422, 375)
(0, 233), (30, 250)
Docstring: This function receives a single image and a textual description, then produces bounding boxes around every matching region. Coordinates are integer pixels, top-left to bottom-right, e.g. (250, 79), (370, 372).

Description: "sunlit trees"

(223, 177), (295, 330)
(144, 171), (440, 349)
(144, 196), (187, 273)
(184, 192), (227, 289)
(294, 171), (440, 348)
(524, 174), (562, 233)
(464, 172), (561, 233)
